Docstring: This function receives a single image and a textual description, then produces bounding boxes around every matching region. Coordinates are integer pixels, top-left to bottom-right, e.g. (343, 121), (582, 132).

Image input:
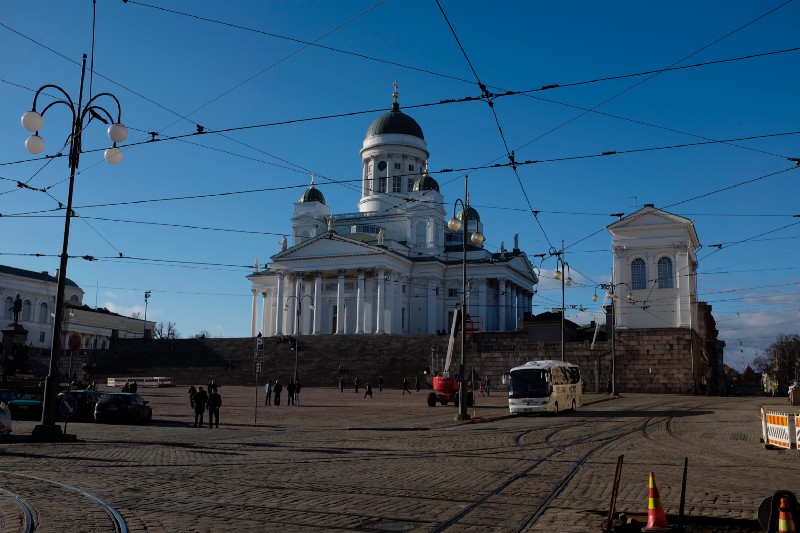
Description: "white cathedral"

(247, 88), (538, 337)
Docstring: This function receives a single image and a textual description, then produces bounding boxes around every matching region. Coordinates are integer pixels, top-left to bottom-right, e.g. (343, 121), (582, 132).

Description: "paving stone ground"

(1, 387), (796, 532)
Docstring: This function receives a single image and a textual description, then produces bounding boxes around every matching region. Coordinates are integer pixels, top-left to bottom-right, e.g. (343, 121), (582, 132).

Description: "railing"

(106, 376), (174, 388)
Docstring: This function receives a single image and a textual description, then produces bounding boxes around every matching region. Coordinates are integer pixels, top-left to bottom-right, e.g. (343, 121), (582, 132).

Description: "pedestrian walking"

(193, 386), (208, 427)
(354, 377), (360, 393)
(364, 383), (373, 398)
(339, 376), (344, 393)
(264, 380), (272, 405)
(378, 375), (384, 392)
(188, 385), (197, 408)
(415, 376), (420, 392)
(273, 380), (282, 406)
(207, 387), (222, 428)
(287, 381), (296, 406)
(295, 381), (301, 406)
(402, 377), (411, 395)
(484, 376), (491, 396)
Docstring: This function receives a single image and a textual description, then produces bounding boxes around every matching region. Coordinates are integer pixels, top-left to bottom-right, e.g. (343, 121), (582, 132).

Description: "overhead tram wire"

(506, 1), (795, 160)
(435, 0), (551, 249)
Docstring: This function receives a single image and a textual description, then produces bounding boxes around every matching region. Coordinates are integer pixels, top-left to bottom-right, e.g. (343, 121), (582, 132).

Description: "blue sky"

(1, 1), (798, 370)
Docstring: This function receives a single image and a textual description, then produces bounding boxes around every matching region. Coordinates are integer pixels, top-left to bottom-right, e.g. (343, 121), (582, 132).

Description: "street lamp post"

(593, 282), (632, 395)
(144, 291), (151, 338)
(551, 242), (573, 361)
(284, 294), (314, 383)
(447, 175), (485, 421)
(22, 54), (127, 439)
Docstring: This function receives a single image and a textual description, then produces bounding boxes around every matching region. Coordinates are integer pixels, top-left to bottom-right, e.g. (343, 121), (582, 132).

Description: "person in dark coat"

(264, 380), (272, 405)
(287, 381), (296, 406)
(364, 383), (373, 399)
(207, 387), (222, 428)
(188, 385), (196, 408)
(415, 376), (420, 392)
(378, 375), (384, 392)
(339, 376), (344, 393)
(294, 381), (302, 406)
(193, 386), (208, 427)
(354, 377), (360, 393)
(273, 380), (282, 406)
(402, 378), (411, 395)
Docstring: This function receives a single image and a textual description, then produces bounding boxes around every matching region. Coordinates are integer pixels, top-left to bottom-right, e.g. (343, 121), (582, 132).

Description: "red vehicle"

(426, 307), (474, 408)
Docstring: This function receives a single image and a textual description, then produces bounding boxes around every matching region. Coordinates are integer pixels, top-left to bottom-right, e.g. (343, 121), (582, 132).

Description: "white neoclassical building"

(248, 89), (538, 337)
(1, 264), (152, 351)
(606, 204), (700, 331)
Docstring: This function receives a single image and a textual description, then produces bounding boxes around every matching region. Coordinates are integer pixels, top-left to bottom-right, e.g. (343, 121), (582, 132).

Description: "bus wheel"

(427, 393), (437, 407)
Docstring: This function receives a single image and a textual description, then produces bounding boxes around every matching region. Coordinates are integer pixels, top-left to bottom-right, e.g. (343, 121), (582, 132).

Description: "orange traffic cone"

(642, 471), (673, 532)
(778, 496), (796, 532)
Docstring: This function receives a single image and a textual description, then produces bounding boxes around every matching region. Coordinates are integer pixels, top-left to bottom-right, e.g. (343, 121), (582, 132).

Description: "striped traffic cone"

(642, 471), (673, 532)
(778, 496), (796, 532)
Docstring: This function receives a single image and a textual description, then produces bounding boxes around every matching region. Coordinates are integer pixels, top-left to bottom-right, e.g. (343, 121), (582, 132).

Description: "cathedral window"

(39, 302), (49, 323)
(39, 331), (46, 343)
(408, 164), (415, 172)
(392, 176), (402, 192)
(407, 177), (414, 192)
(22, 300), (32, 321)
(657, 257), (674, 288)
(631, 258), (646, 290)
(377, 160), (387, 172)
(394, 162), (401, 170)
(416, 222), (426, 244)
(378, 177), (386, 193)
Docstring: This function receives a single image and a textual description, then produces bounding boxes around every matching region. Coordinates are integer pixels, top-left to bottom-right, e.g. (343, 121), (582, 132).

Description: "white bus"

(507, 360), (582, 414)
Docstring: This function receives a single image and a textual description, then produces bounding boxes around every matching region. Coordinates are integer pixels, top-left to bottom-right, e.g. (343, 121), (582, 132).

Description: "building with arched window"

(1, 264), (153, 354)
(606, 204), (700, 331)
(247, 88), (539, 336)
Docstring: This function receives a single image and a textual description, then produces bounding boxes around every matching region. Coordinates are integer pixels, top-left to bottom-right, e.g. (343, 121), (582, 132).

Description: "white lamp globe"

(104, 147), (123, 165)
(25, 135), (45, 155)
(471, 231), (484, 245)
(21, 111), (44, 132)
(107, 123), (128, 143)
(447, 217), (462, 232)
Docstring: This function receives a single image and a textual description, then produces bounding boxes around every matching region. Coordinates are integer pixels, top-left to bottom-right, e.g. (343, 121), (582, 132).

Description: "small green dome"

(299, 184), (325, 204)
(413, 171), (439, 193)
(457, 206), (480, 222)
(366, 102), (424, 140)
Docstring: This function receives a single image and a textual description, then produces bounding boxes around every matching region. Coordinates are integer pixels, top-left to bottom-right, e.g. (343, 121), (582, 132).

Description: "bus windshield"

(508, 369), (549, 399)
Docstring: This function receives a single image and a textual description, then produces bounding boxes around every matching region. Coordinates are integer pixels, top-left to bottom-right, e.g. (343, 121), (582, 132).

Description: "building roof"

(298, 174), (326, 205)
(0, 264), (79, 287)
(413, 171), (439, 192)
(365, 101), (424, 140)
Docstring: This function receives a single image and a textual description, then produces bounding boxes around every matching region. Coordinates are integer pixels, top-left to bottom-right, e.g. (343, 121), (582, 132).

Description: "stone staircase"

(97, 335), (450, 389)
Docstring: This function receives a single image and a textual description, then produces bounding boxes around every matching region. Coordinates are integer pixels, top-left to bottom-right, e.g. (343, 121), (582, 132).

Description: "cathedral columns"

(261, 290), (269, 337)
(335, 270), (345, 334)
(250, 289), (258, 337)
(375, 268), (385, 334)
(275, 272), (285, 336)
(355, 269), (365, 334)
(477, 278), (487, 330)
(313, 273), (321, 334)
(498, 278), (507, 332)
(426, 277), (437, 334)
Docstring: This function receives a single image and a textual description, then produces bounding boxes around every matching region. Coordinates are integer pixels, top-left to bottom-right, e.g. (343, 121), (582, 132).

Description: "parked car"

(94, 393), (152, 424)
(8, 391), (44, 420)
(0, 389), (20, 404)
(57, 389), (101, 422)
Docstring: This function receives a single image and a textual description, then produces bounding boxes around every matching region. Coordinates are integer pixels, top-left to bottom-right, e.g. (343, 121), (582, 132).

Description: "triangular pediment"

(270, 232), (411, 271)
(608, 205), (699, 247)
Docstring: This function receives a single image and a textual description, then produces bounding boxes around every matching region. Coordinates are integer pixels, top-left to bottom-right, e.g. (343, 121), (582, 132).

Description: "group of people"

(187, 380), (222, 427)
(263, 379), (301, 406)
(121, 380), (138, 393)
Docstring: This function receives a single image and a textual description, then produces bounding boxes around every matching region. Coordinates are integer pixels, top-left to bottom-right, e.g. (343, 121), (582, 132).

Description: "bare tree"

(153, 321), (180, 340)
(131, 311), (141, 319)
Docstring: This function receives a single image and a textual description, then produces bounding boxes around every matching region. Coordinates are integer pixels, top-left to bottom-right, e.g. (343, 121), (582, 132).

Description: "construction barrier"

(106, 377), (175, 388)
(761, 407), (798, 450)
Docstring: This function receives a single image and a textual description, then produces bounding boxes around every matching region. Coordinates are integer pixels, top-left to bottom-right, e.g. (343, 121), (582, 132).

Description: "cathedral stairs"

(97, 335), (447, 390)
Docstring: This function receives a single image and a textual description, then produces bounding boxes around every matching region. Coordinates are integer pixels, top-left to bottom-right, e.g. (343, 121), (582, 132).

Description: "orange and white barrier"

(106, 376), (174, 388)
(762, 407), (797, 450)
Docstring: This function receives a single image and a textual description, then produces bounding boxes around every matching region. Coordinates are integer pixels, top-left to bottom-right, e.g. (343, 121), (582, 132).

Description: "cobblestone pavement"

(0, 386), (796, 532)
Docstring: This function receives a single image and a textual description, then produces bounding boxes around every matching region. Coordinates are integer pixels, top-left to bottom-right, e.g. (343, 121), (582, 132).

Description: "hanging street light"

(22, 54), (127, 440)
(448, 175), (485, 421)
(592, 282), (632, 395)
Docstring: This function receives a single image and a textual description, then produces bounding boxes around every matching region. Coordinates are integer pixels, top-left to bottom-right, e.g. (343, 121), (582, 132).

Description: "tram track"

(0, 471), (128, 533)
